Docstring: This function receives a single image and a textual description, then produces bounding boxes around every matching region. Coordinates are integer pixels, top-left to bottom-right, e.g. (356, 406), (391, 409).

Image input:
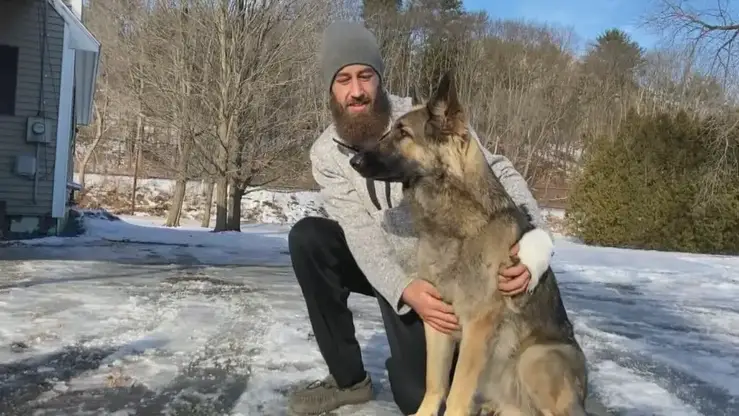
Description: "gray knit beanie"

(320, 21), (385, 91)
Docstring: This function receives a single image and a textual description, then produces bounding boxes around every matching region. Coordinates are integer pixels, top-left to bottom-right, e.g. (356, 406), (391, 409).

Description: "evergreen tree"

(362, 0), (402, 21)
(413, 0), (465, 96)
(583, 28), (644, 89)
(361, 0), (407, 93)
(567, 110), (739, 254)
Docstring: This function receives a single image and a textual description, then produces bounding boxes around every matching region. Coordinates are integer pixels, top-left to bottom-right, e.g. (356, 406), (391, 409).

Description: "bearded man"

(286, 21), (554, 416)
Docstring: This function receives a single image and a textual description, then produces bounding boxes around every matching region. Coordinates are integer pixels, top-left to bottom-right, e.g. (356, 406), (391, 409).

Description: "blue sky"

(462, 0), (661, 52)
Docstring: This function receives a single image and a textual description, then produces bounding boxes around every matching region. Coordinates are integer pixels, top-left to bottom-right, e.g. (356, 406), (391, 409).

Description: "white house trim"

(48, 0), (100, 126)
(73, 49), (99, 125)
(49, 0), (98, 51)
(47, 0), (101, 219)
(51, 25), (76, 219)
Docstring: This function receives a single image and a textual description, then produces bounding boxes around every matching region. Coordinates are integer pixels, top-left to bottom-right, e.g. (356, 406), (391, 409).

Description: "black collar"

(333, 138), (359, 155)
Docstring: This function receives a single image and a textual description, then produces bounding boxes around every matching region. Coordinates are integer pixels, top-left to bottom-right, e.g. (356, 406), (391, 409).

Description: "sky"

(462, 0), (662, 53)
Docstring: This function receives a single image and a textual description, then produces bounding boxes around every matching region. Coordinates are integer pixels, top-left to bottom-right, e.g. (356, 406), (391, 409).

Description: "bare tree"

(75, 0), (739, 223)
(643, 0), (739, 198)
(75, 0), (130, 189)
(136, 3), (209, 227)
(76, 93), (110, 190)
(180, 0), (330, 231)
(645, 0), (739, 92)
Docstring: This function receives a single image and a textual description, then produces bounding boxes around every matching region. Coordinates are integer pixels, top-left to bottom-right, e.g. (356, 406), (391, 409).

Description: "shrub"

(567, 109), (739, 254)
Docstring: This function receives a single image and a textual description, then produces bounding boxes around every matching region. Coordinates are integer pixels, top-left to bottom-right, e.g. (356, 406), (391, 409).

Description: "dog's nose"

(349, 153), (364, 171)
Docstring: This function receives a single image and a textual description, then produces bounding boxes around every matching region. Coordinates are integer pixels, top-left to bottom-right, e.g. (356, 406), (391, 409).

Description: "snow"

(1, 212), (738, 415)
(73, 173), (328, 225)
(73, 173), (571, 235)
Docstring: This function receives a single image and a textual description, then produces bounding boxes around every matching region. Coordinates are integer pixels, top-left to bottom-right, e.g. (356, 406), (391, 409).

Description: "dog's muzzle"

(349, 149), (413, 182)
(349, 152), (367, 173)
(349, 151), (385, 179)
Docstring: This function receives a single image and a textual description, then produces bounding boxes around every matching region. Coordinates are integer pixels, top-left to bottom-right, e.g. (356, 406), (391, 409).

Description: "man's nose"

(348, 78), (365, 98)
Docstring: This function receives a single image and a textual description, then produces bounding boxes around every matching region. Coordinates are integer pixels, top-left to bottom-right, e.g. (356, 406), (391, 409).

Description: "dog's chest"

(418, 237), (494, 305)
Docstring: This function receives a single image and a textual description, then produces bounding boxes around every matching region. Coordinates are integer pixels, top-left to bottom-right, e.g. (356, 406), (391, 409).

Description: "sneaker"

(287, 373), (373, 415)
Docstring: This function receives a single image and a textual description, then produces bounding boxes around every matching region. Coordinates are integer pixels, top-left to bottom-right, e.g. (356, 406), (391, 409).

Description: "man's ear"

(426, 70), (467, 138)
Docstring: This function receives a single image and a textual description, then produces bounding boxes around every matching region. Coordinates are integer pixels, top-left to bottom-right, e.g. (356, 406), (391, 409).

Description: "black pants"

(288, 216), (430, 415)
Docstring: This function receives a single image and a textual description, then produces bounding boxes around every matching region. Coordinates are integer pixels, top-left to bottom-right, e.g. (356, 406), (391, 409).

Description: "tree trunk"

(200, 181), (214, 228)
(130, 76), (145, 215)
(213, 10), (231, 233)
(78, 103), (106, 190)
(79, 163), (88, 191)
(226, 182), (243, 231)
(130, 115), (143, 215)
(165, 178), (187, 227)
(165, 136), (193, 227)
(214, 178), (228, 231)
(224, 130), (242, 231)
(131, 144), (141, 215)
(214, 132), (229, 232)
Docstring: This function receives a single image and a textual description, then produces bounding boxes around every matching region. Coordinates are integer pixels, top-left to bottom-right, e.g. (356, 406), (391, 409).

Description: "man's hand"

(498, 243), (531, 296)
(401, 280), (459, 334)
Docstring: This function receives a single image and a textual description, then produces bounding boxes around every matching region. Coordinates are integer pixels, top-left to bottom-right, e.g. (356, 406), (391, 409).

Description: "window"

(0, 44), (19, 116)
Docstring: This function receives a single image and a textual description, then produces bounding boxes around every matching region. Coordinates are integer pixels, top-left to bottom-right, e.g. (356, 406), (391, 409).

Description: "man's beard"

(330, 88), (392, 149)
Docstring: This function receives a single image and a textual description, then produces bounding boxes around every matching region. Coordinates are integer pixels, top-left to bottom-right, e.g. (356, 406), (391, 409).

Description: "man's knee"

(288, 216), (339, 253)
(288, 216), (344, 287)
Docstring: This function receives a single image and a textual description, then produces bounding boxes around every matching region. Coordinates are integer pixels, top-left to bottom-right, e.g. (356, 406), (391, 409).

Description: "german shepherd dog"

(347, 71), (588, 416)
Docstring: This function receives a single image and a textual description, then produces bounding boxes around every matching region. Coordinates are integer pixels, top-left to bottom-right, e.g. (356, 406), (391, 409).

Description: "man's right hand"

(401, 280), (459, 334)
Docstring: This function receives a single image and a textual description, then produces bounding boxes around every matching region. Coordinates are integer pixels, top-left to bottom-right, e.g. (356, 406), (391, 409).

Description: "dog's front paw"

(413, 398), (443, 416)
(411, 408), (440, 416)
(516, 228), (554, 293)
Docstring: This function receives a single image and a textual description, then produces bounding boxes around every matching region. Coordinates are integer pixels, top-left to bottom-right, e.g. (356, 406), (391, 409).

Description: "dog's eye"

(400, 127), (412, 138)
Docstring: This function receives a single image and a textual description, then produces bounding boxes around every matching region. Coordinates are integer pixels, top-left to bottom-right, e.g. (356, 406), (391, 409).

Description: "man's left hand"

(498, 243), (530, 296)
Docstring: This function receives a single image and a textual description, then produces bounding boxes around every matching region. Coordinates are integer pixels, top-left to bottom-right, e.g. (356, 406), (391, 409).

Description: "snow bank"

(73, 174), (570, 233)
(74, 174), (327, 226)
(7, 208), (290, 252)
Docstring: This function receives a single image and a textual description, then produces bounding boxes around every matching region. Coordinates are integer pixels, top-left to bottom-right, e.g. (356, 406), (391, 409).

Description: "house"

(0, 0), (100, 239)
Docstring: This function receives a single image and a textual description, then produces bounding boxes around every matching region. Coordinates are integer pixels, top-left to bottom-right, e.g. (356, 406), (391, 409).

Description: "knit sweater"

(309, 93), (552, 315)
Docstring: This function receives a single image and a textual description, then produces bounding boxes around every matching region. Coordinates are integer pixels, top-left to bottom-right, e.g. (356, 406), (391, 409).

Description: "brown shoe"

(287, 373), (373, 415)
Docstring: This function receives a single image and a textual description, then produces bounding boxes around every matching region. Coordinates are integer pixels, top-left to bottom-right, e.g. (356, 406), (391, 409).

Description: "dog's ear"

(426, 70), (467, 138)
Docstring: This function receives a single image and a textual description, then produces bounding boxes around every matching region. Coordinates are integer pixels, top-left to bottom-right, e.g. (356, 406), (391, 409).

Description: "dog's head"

(348, 70), (471, 184)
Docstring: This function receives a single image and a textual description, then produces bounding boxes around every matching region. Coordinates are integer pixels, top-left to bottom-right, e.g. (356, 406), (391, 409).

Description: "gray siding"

(0, 0), (64, 216)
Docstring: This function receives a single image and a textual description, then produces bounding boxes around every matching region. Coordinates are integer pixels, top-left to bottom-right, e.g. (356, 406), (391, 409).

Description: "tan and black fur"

(348, 71), (588, 416)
